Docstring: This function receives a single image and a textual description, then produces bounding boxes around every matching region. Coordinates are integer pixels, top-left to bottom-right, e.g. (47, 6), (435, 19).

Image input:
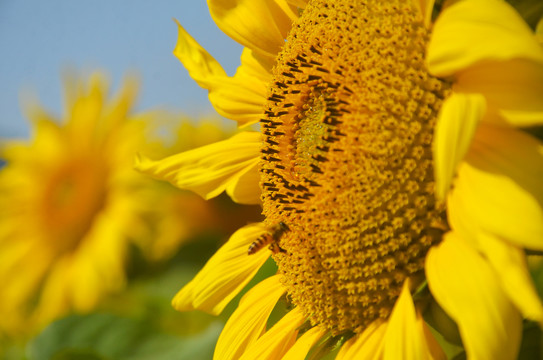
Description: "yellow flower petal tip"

(171, 223), (270, 315)
(135, 132), (262, 204)
(433, 92), (485, 201)
(172, 18), (226, 89)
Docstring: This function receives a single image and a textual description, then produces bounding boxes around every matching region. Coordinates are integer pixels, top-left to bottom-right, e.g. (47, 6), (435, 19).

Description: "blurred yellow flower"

(139, 0), (543, 358)
(0, 72), (227, 337)
(130, 120), (239, 262)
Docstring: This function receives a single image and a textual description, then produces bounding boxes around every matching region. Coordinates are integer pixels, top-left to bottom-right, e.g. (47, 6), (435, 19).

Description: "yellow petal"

(239, 48), (275, 82)
(173, 19), (227, 90)
(208, 49), (271, 127)
(417, 310), (447, 360)
(537, 15), (543, 46)
(172, 223), (270, 315)
(174, 19), (273, 126)
(47, 72), (110, 154)
(101, 74), (139, 132)
(433, 92), (485, 200)
(239, 307), (306, 360)
(448, 124), (543, 250)
(286, 0), (307, 8)
(71, 213), (127, 311)
(34, 211), (127, 325)
(0, 238), (53, 313)
(208, 0), (296, 58)
(477, 232), (543, 324)
(454, 59), (543, 127)
(383, 281), (443, 360)
(135, 131), (262, 205)
(336, 320), (387, 360)
(426, 232), (522, 360)
(225, 160), (261, 204)
(411, 0), (435, 28)
(214, 275), (285, 360)
(282, 326), (327, 360)
(427, 0), (543, 77)
(31, 256), (73, 325)
(174, 20), (268, 126)
(7, 117), (64, 164)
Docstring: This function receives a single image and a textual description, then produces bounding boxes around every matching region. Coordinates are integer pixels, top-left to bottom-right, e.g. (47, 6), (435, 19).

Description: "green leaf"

(27, 313), (222, 360)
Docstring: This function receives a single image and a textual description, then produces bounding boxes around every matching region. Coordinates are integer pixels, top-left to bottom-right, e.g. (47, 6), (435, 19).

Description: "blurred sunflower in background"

(138, 0), (543, 358)
(0, 72), (239, 345)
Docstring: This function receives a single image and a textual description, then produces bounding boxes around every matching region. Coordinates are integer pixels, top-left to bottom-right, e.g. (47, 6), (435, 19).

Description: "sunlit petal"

(208, 0), (297, 58)
(433, 92), (485, 200)
(239, 307), (306, 360)
(215, 275), (285, 360)
(173, 19), (227, 90)
(286, 0), (308, 8)
(427, 0), (543, 77)
(208, 49), (270, 127)
(172, 223), (270, 315)
(454, 59), (543, 127)
(426, 233), (522, 360)
(383, 281), (443, 360)
(282, 326), (328, 360)
(448, 123), (543, 250)
(418, 310), (447, 360)
(411, 0), (435, 28)
(336, 320), (387, 360)
(477, 232), (543, 324)
(136, 131), (262, 205)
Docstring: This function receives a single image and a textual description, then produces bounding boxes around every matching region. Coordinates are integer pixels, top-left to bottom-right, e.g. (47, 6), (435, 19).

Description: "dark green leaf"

(27, 313), (222, 360)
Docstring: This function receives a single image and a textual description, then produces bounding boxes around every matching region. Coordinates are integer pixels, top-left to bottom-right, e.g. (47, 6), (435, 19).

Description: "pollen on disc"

(259, 0), (451, 335)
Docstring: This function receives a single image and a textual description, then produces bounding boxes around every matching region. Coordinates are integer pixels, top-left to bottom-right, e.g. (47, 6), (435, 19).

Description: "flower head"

(0, 72), (224, 337)
(139, 0), (543, 358)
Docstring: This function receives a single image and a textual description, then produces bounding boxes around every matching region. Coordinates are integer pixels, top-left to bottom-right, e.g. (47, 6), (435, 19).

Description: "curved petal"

(6, 117), (63, 164)
(411, 0), (435, 28)
(239, 307), (306, 360)
(101, 74), (140, 132)
(239, 48), (275, 82)
(208, 0), (297, 58)
(477, 232), (543, 324)
(214, 275), (285, 360)
(135, 131), (262, 205)
(66, 73), (108, 144)
(173, 19), (227, 90)
(426, 233), (522, 360)
(427, 0), (543, 77)
(336, 320), (387, 360)
(537, 16), (543, 45)
(172, 223), (271, 315)
(448, 124), (543, 250)
(173, 22), (269, 127)
(286, 0), (307, 8)
(282, 325), (328, 360)
(433, 92), (485, 200)
(208, 49), (271, 127)
(418, 310), (447, 360)
(225, 160), (261, 204)
(454, 59), (543, 127)
(383, 281), (445, 360)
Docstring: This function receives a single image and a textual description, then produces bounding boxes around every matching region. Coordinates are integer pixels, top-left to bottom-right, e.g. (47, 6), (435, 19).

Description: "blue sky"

(0, 0), (244, 138)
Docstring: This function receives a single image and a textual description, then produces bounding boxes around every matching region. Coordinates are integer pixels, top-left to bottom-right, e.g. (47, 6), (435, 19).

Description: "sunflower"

(138, 0), (543, 358)
(0, 73), (225, 338)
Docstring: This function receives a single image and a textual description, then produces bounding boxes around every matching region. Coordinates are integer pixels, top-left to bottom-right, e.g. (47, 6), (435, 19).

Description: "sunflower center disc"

(43, 156), (107, 251)
(260, 0), (450, 334)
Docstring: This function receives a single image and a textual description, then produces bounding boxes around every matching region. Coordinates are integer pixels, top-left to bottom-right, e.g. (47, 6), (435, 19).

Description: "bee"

(248, 222), (290, 255)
